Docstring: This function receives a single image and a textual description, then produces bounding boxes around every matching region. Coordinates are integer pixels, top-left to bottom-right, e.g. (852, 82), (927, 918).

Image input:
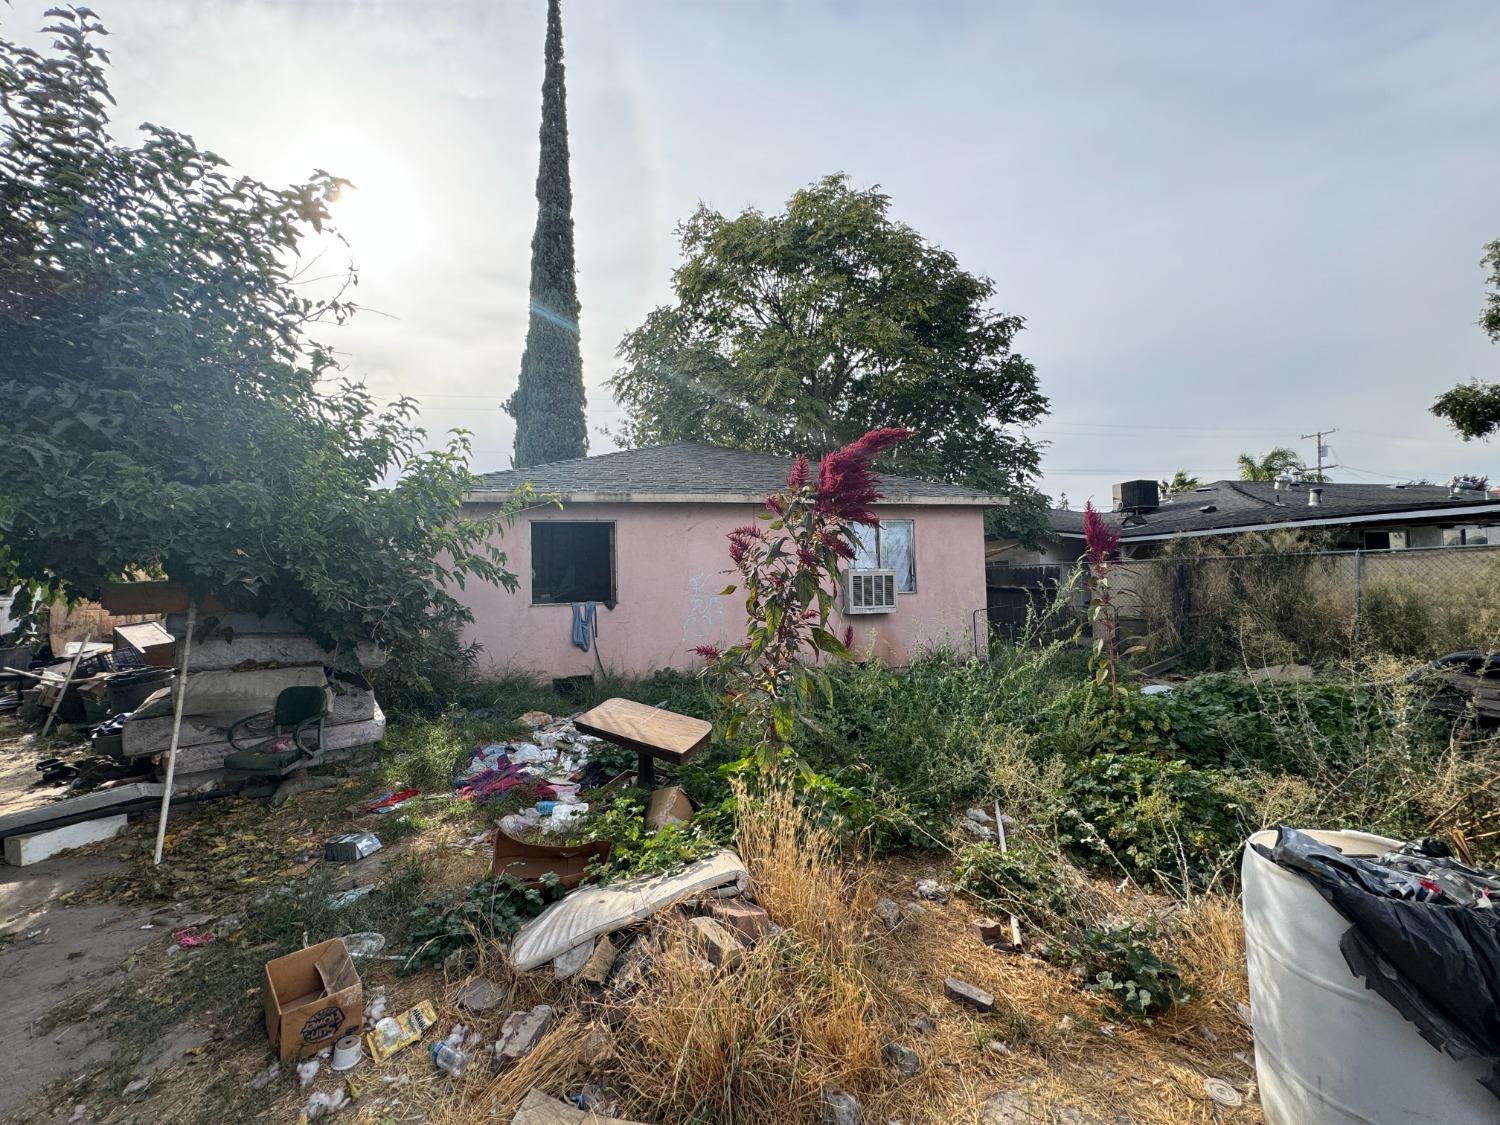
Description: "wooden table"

(573, 697), (712, 789)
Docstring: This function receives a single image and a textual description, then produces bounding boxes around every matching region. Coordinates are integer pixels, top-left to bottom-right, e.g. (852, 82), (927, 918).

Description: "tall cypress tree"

(505, 0), (587, 468)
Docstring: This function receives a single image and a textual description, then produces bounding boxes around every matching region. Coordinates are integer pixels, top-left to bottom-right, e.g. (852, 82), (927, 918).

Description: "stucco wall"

(458, 501), (988, 679)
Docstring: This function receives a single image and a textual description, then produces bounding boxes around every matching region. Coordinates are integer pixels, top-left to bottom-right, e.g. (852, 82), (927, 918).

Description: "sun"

(324, 145), (432, 269)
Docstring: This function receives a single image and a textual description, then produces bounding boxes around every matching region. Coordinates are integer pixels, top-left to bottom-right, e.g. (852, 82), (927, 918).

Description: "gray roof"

(469, 442), (1006, 506)
(1049, 480), (1500, 541)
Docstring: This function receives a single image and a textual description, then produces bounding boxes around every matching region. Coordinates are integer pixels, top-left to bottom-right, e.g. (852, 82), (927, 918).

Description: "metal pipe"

(152, 601), (196, 866)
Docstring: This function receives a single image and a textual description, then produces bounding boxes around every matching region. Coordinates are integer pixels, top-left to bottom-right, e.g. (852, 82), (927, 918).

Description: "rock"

(1194, 1024), (1218, 1044)
(874, 898), (904, 931)
(576, 936), (619, 987)
(959, 819), (996, 841)
(518, 711), (553, 728)
(1235, 1000), (1253, 1027)
(554, 940), (595, 980)
(124, 1078), (150, 1095)
(980, 1092), (1034, 1125)
(687, 916), (744, 969)
(984, 1039), (1011, 1058)
(249, 1062), (281, 1090)
(457, 977), (505, 1013)
(914, 879), (948, 902)
(944, 978), (995, 1013)
(495, 1004), (555, 1065)
(972, 918), (1006, 942)
(910, 1014), (937, 1034)
(881, 1042), (921, 1077)
(578, 1025), (615, 1068)
(818, 1087), (863, 1124)
(705, 899), (772, 940)
(965, 807), (996, 827)
(903, 902), (927, 917)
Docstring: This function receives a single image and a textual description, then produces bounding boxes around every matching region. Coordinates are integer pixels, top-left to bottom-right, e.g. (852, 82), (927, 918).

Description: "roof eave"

(465, 489), (1008, 507)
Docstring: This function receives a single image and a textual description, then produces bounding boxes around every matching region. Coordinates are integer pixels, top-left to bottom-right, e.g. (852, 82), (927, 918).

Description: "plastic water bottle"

(430, 1042), (469, 1076)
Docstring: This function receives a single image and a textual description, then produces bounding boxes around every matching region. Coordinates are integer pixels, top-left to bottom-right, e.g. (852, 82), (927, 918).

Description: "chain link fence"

(1105, 543), (1500, 668)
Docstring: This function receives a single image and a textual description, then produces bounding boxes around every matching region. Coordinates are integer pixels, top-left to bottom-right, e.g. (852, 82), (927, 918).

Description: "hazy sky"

(19, 0), (1500, 507)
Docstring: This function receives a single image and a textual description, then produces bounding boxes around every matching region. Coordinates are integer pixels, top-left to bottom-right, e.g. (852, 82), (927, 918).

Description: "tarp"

(1256, 826), (1500, 1100)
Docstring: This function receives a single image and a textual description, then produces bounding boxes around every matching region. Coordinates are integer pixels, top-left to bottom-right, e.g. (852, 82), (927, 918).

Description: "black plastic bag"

(1255, 826), (1500, 1100)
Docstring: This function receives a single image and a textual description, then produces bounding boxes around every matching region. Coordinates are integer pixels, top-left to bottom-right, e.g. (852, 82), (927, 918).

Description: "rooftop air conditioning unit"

(845, 568), (897, 614)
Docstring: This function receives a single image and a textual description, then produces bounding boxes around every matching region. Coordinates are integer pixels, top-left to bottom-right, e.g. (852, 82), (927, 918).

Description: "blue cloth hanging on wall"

(571, 601), (597, 652)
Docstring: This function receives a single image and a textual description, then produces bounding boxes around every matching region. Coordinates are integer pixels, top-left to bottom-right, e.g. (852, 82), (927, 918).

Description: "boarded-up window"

(851, 519), (916, 593)
(532, 522), (615, 606)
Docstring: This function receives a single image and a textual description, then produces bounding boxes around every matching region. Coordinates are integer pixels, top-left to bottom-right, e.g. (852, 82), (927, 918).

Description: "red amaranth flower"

(814, 427), (913, 525)
(1083, 501), (1120, 564)
(766, 493), (787, 516)
(796, 546), (818, 569)
(727, 523), (763, 563)
(819, 527), (856, 560)
(786, 454), (810, 491)
(691, 644), (723, 662)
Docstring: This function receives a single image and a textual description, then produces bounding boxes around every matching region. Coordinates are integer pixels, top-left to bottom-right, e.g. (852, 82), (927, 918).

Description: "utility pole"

(1301, 428), (1338, 480)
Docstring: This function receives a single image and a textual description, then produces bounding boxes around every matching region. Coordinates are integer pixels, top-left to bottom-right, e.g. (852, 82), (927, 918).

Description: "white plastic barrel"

(1241, 828), (1498, 1125)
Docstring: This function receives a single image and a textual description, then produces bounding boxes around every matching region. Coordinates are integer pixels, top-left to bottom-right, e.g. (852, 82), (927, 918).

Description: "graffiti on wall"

(682, 572), (727, 649)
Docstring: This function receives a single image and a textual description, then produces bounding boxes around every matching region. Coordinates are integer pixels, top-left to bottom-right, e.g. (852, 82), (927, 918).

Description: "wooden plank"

(574, 698), (710, 765)
(99, 582), (227, 616)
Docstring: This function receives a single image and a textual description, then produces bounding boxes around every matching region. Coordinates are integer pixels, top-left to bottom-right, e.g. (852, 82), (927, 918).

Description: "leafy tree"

(0, 8), (519, 671)
(1432, 240), (1500, 441)
(1158, 470), (1202, 495)
(1235, 447), (1315, 482)
(504, 0), (587, 468)
(610, 174), (1049, 540)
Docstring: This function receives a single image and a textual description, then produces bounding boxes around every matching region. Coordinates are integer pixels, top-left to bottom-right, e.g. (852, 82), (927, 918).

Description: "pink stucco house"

(459, 443), (1005, 679)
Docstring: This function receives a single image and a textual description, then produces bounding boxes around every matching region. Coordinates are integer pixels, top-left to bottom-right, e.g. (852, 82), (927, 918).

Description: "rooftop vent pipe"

(1308, 487), (1323, 507)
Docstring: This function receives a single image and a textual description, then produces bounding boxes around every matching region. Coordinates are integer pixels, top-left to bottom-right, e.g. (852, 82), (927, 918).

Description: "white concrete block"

(4, 814), (129, 866)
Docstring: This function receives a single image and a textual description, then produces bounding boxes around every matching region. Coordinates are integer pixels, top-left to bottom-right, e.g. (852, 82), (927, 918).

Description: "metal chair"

(223, 685), (329, 776)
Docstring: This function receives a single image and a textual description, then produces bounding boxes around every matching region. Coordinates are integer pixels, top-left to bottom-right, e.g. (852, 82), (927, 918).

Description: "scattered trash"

(365, 788), (420, 815)
(984, 1039), (1012, 1057)
(328, 885), (376, 910)
(301, 1086), (349, 1120)
(882, 1042), (921, 1077)
(342, 931), (387, 959)
(944, 978), (995, 1012)
(172, 925), (215, 948)
(263, 938), (365, 1062)
(910, 1014), (937, 1034)
(511, 1088), (650, 1125)
(915, 878), (948, 902)
(1203, 1077), (1242, 1107)
(491, 828), (612, 890)
(366, 1000), (438, 1063)
(330, 1031), (363, 1072)
(249, 1062), (281, 1091)
(324, 831), (382, 863)
(874, 898), (904, 931)
(644, 785), (694, 829)
(296, 1058), (321, 1088)
(430, 1041), (470, 1076)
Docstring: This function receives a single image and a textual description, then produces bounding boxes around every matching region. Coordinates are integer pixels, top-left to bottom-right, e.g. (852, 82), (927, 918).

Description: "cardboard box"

(262, 938), (364, 1061)
(112, 621), (177, 668)
(492, 828), (611, 889)
(645, 786), (695, 830)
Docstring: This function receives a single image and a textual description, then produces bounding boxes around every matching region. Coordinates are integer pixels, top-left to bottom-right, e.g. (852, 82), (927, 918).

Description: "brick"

(705, 899), (772, 941)
(687, 916), (743, 969)
(944, 977), (995, 1013)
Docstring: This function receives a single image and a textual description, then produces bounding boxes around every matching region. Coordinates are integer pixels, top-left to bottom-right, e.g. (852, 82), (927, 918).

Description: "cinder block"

(3, 814), (129, 866)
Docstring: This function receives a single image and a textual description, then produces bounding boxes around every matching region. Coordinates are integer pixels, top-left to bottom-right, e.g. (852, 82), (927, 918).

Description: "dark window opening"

(1363, 530), (1391, 551)
(532, 521), (615, 606)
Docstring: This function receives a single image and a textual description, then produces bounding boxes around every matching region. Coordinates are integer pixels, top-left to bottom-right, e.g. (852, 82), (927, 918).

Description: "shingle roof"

(1049, 480), (1500, 540)
(469, 442), (1006, 506)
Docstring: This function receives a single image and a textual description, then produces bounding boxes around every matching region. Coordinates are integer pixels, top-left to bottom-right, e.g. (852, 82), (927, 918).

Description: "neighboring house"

(992, 477), (1500, 564)
(458, 443), (1004, 679)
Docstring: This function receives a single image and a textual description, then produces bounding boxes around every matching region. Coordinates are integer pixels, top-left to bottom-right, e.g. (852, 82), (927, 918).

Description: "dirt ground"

(0, 718), (1263, 1124)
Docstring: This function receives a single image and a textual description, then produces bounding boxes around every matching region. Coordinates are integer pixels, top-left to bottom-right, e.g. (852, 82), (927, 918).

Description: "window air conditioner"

(844, 568), (897, 614)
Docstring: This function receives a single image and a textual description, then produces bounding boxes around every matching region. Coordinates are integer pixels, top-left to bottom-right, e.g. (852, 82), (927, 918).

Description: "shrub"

(1057, 752), (1246, 891)
(1077, 921), (1194, 1022)
(402, 874), (566, 972)
(950, 840), (1076, 929)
